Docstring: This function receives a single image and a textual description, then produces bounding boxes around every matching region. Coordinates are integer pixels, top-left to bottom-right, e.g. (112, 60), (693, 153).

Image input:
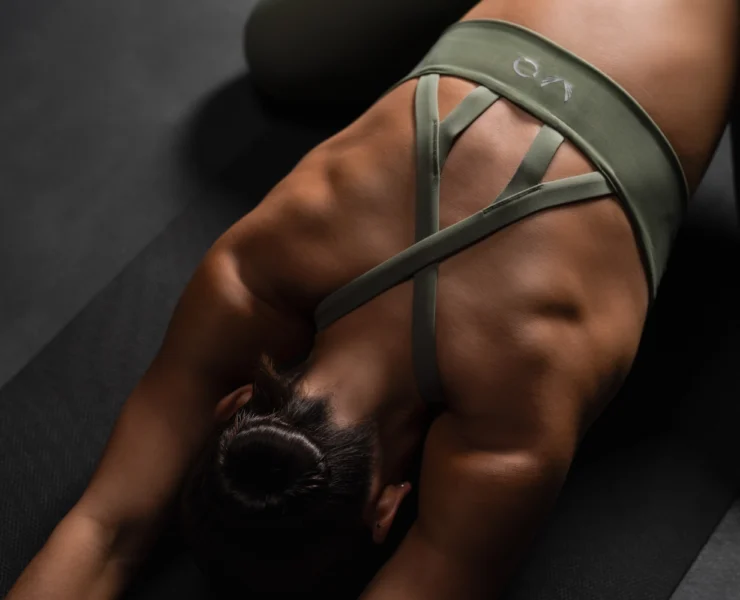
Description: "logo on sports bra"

(513, 56), (573, 103)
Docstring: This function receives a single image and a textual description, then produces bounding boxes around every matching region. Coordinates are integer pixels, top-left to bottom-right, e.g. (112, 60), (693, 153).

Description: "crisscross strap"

(411, 122), (563, 404)
(412, 76), (501, 404)
(501, 125), (564, 197)
(414, 74), (441, 242)
(413, 77), (500, 241)
(438, 86), (499, 163)
(413, 85), (562, 404)
(315, 171), (612, 331)
(314, 78), (610, 406)
(412, 75), (444, 405)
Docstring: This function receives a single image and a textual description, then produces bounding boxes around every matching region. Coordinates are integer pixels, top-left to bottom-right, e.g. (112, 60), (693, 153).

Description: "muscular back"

(222, 0), (736, 425)
(8, 3), (736, 599)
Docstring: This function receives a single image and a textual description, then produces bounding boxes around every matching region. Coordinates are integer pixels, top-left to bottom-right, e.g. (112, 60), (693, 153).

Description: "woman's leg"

(243, 0), (477, 114)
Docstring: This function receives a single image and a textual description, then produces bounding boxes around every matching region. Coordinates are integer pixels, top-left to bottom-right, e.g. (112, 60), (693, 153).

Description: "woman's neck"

(297, 337), (401, 426)
(299, 335), (426, 482)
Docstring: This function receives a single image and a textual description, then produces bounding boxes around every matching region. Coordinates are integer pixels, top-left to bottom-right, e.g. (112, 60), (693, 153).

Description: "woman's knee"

(243, 0), (367, 110)
(243, 0), (478, 112)
(243, 0), (309, 106)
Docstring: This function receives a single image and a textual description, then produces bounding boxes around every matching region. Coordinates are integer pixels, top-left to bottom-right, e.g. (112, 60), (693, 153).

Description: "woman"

(9, 0), (737, 598)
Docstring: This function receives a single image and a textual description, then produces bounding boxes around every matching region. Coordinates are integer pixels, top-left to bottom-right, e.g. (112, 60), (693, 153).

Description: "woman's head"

(180, 357), (415, 595)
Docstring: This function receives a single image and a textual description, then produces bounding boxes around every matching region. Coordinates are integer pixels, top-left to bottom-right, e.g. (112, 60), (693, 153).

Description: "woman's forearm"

(7, 511), (130, 600)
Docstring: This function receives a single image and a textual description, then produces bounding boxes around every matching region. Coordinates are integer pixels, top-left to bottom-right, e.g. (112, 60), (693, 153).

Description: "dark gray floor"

(2, 1), (740, 599)
(0, 0), (260, 388)
(673, 500), (740, 600)
(664, 131), (740, 600)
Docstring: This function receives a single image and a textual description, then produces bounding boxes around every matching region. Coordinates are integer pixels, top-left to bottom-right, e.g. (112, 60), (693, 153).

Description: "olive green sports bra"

(314, 20), (688, 405)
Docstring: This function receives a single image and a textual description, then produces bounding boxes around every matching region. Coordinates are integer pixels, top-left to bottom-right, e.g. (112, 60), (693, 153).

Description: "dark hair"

(180, 358), (377, 595)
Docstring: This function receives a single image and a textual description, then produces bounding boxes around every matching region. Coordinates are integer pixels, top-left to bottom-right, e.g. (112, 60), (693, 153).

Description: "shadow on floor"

(179, 73), (349, 204)
(580, 217), (740, 475)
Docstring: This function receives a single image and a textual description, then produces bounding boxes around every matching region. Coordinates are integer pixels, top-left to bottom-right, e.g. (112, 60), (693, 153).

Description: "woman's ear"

(368, 482), (413, 544)
(214, 384), (253, 423)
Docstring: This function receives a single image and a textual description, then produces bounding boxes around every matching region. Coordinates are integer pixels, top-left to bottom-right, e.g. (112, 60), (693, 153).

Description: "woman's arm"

(360, 411), (576, 600)
(7, 353), (218, 600)
(6, 509), (138, 600)
(7, 248), (311, 600)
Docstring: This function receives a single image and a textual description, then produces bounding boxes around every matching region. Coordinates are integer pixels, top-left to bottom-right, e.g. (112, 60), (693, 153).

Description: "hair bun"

(220, 421), (328, 514)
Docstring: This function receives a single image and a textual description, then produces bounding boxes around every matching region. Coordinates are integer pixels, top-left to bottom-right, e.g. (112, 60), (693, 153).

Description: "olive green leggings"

(243, 0), (478, 110)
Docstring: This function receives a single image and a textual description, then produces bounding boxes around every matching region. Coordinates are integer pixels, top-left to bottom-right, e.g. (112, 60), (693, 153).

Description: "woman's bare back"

(225, 0), (736, 418)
